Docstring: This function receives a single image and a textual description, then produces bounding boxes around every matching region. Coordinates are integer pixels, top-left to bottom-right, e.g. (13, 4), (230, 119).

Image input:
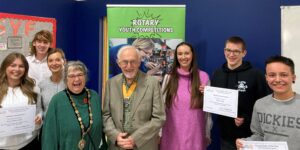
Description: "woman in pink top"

(160, 42), (212, 150)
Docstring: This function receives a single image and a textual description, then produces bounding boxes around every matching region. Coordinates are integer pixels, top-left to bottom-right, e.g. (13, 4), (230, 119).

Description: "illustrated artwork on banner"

(120, 9), (173, 38)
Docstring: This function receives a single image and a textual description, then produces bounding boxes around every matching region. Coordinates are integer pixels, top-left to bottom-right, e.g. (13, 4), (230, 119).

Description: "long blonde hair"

(0, 52), (37, 105)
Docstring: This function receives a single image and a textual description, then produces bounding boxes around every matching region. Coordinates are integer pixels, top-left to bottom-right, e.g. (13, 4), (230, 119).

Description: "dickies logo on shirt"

(237, 81), (248, 92)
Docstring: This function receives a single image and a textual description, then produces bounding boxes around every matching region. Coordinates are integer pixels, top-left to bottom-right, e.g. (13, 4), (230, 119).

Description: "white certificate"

(241, 141), (288, 150)
(0, 105), (36, 137)
(203, 86), (238, 118)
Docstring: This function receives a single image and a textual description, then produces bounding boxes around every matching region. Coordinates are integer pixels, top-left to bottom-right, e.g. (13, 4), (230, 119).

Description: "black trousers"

(20, 137), (41, 150)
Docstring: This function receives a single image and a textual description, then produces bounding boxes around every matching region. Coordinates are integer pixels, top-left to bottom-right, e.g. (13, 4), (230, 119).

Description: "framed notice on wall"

(0, 12), (56, 64)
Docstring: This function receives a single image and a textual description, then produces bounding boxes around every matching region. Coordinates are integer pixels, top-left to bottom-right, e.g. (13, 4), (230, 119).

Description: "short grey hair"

(64, 60), (89, 83)
(116, 45), (141, 62)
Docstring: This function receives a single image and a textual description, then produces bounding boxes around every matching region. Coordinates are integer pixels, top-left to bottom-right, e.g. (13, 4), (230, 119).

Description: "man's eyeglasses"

(224, 48), (243, 55)
(119, 60), (139, 66)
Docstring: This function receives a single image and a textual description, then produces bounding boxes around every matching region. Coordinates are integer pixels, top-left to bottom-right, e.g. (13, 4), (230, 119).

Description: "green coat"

(42, 89), (105, 150)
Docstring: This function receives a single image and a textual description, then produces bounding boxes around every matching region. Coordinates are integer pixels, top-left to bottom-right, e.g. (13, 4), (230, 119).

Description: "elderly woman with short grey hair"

(42, 60), (105, 150)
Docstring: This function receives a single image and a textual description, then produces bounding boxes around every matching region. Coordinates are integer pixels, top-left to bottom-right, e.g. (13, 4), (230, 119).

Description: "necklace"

(65, 87), (93, 150)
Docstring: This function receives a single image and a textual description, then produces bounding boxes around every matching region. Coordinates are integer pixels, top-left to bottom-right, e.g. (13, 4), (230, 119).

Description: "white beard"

(123, 71), (137, 79)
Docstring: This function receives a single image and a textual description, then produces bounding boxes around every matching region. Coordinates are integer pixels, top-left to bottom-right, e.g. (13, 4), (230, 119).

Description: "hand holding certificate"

(241, 141), (288, 150)
(0, 105), (36, 137)
(203, 86), (238, 118)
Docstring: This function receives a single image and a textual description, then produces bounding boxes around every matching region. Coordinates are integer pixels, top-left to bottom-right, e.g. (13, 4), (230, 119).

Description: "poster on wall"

(281, 6), (300, 93)
(0, 12), (56, 64)
(104, 4), (186, 84)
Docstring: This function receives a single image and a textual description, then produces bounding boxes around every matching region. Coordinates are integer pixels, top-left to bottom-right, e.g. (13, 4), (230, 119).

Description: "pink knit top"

(160, 68), (210, 150)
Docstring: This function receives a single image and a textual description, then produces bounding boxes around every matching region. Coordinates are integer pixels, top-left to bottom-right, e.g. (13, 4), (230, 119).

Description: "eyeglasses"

(138, 48), (152, 56)
(119, 60), (139, 66)
(224, 48), (243, 55)
(67, 73), (85, 79)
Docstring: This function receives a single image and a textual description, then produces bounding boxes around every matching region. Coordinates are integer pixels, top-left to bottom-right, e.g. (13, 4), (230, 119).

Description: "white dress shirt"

(26, 55), (51, 86)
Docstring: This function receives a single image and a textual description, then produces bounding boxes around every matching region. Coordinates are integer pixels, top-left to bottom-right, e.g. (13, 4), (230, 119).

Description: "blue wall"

(2, 0), (300, 92)
(1, 0), (300, 149)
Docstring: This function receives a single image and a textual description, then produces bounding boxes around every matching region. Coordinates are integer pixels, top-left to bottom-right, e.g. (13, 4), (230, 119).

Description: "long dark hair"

(163, 42), (203, 108)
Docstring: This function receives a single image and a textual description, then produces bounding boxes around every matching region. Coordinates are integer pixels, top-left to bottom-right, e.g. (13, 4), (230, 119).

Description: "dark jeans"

(221, 139), (236, 150)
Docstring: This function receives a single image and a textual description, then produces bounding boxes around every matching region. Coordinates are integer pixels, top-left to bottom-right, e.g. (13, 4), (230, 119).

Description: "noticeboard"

(0, 12), (56, 64)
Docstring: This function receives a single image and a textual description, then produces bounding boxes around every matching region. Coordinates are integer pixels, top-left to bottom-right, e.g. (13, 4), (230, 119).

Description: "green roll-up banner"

(106, 5), (185, 81)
